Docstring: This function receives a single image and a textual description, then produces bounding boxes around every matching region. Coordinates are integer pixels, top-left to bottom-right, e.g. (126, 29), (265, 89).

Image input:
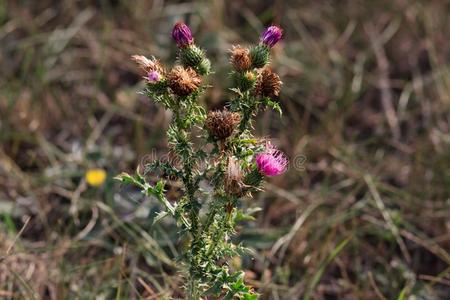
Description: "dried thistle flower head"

(131, 55), (164, 74)
(255, 67), (282, 98)
(205, 109), (241, 140)
(167, 66), (202, 96)
(225, 156), (244, 196)
(230, 45), (252, 72)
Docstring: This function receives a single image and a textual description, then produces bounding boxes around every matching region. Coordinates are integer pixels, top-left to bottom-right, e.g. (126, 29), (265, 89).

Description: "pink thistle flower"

(260, 25), (283, 48)
(172, 22), (194, 48)
(256, 143), (288, 176)
(146, 70), (161, 83)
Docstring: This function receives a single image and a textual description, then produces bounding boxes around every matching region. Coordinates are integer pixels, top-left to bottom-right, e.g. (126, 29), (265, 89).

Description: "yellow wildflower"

(85, 168), (107, 187)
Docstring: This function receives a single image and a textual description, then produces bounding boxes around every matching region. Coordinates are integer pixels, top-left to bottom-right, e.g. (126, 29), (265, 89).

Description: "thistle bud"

(260, 25), (283, 48)
(205, 109), (241, 140)
(233, 71), (256, 92)
(250, 44), (270, 69)
(179, 45), (211, 75)
(248, 26), (282, 69)
(197, 57), (211, 75)
(167, 66), (202, 96)
(172, 22), (194, 48)
(224, 157), (244, 196)
(230, 45), (252, 72)
(254, 67), (282, 98)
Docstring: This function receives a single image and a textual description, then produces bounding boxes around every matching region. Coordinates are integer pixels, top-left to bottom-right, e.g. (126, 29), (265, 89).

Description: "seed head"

(131, 55), (164, 75)
(230, 45), (252, 72)
(224, 156), (244, 196)
(255, 67), (282, 98)
(172, 22), (194, 48)
(205, 109), (241, 140)
(256, 142), (288, 176)
(260, 25), (283, 48)
(167, 66), (201, 96)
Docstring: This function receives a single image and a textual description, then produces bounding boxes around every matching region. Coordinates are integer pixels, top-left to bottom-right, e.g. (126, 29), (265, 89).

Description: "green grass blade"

(303, 237), (351, 300)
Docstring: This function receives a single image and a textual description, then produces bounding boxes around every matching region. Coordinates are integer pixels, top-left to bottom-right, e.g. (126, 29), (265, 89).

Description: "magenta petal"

(147, 71), (160, 82)
(261, 25), (283, 48)
(256, 144), (288, 176)
(172, 22), (194, 48)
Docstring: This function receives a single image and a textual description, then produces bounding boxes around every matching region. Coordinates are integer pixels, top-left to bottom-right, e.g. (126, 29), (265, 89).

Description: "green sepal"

(244, 167), (263, 187)
(250, 44), (270, 68)
(197, 58), (211, 75)
(179, 45), (211, 75)
(146, 79), (169, 94)
(233, 71), (257, 92)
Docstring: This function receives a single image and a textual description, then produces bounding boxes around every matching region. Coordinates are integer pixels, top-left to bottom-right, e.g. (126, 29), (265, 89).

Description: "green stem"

(238, 109), (252, 134)
(203, 151), (227, 232)
(238, 93), (258, 134)
(187, 275), (200, 300)
(205, 201), (239, 268)
(173, 103), (202, 298)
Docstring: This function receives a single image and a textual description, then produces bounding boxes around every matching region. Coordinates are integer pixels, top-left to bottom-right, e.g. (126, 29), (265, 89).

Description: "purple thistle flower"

(260, 25), (283, 48)
(256, 143), (288, 176)
(146, 70), (161, 83)
(172, 22), (194, 48)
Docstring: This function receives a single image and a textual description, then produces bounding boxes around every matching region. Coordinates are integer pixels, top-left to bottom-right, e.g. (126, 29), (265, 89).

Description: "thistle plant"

(117, 23), (286, 299)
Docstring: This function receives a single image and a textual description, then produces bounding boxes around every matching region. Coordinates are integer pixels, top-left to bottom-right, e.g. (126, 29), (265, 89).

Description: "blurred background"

(1, 0), (450, 299)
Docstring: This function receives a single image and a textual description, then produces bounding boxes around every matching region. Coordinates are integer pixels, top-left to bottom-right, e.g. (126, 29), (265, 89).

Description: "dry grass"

(1, 0), (449, 299)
